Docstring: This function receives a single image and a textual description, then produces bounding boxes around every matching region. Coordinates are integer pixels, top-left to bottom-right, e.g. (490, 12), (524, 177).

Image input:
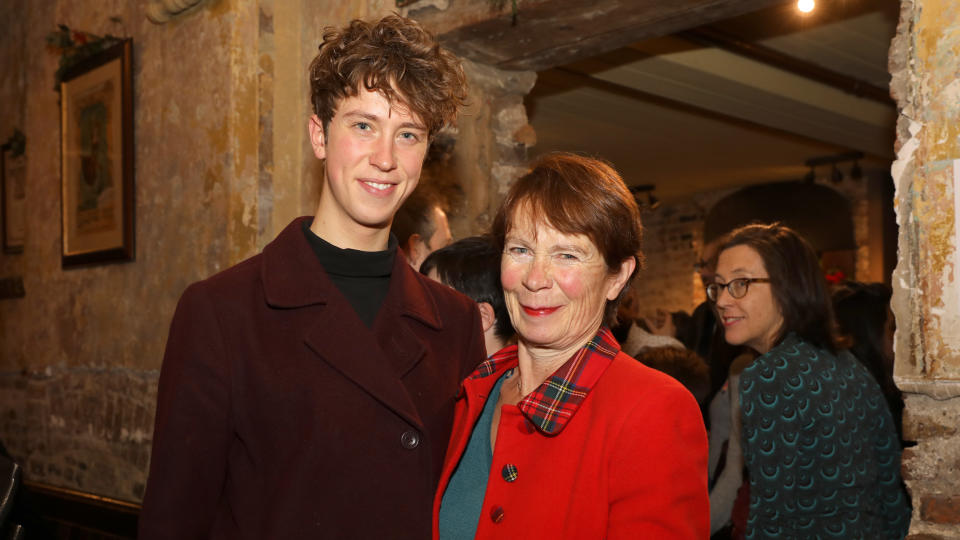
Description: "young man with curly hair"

(139, 15), (483, 539)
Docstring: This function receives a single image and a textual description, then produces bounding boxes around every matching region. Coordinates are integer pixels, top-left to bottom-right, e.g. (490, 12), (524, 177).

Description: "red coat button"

(489, 505), (505, 523)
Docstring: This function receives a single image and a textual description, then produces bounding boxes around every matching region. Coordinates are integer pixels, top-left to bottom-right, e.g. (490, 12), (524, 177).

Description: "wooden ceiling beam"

(409, 0), (785, 71)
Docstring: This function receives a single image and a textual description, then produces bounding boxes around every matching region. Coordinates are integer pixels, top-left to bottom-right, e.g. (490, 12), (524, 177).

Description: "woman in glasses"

(708, 223), (910, 540)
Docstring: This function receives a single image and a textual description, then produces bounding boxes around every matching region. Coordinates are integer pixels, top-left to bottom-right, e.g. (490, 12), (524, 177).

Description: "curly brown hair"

(308, 14), (467, 138)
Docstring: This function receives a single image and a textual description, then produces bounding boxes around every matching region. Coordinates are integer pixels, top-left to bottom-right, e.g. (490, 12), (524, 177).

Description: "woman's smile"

(521, 304), (560, 316)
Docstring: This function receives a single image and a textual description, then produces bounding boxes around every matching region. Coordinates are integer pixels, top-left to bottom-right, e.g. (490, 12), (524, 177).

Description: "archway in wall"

(704, 181), (857, 282)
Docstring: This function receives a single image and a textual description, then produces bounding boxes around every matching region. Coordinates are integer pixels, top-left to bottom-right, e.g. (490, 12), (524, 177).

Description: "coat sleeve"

(138, 283), (232, 539)
(607, 378), (710, 539)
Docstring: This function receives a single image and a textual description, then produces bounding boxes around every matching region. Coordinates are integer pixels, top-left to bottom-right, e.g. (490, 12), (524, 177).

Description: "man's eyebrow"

(341, 110), (379, 122)
(341, 110), (426, 131)
(398, 121), (427, 131)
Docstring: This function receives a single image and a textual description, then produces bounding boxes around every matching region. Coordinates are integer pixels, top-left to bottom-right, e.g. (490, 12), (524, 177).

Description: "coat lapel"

(304, 305), (425, 431)
(261, 218), (441, 431)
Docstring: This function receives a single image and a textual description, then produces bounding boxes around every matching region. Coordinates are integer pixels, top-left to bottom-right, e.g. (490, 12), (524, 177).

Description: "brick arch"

(704, 181), (855, 252)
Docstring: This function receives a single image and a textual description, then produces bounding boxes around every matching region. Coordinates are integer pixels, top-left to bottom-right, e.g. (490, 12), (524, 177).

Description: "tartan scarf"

(469, 327), (620, 436)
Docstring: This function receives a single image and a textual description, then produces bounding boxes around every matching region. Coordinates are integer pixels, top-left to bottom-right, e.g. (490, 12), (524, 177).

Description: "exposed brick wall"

(0, 369), (156, 502)
(632, 201), (708, 318)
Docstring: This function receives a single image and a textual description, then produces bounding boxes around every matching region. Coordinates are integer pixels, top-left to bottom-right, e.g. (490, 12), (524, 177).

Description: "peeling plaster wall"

(890, 0), (960, 535)
(0, 0), (248, 502)
(0, 0), (392, 502)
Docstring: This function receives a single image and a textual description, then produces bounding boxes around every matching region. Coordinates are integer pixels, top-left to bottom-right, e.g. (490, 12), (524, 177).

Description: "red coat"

(433, 348), (709, 539)
(139, 217), (486, 539)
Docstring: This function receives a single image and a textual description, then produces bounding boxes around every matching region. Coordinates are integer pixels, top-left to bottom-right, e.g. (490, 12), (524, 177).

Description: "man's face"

(410, 205), (452, 270)
(309, 88), (429, 236)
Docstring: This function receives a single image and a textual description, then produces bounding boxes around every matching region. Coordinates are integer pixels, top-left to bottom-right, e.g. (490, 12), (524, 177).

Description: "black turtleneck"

(302, 220), (396, 328)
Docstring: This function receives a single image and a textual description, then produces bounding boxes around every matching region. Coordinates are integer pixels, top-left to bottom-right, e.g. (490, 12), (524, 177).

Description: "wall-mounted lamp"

(804, 151), (865, 184)
(629, 184), (660, 211)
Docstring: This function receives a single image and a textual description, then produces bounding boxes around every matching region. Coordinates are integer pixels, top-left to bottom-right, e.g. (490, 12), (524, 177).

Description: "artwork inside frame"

(60, 39), (134, 267)
(1, 146), (26, 253)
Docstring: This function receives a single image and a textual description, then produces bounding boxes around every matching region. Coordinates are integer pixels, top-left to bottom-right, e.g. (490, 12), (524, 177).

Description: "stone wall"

(889, 0), (960, 536)
(0, 0), (395, 502)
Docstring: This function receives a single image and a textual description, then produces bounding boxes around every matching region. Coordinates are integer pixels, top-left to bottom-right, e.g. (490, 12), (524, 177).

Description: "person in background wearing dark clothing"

(139, 15), (485, 539)
(710, 222), (910, 539)
(421, 235), (516, 356)
(634, 345), (711, 408)
(832, 281), (905, 442)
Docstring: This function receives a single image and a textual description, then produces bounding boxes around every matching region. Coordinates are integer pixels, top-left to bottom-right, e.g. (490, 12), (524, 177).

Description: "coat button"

(400, 430), (420, 450)
(501, 464), (518, 482)
(489, 505), (505, 523)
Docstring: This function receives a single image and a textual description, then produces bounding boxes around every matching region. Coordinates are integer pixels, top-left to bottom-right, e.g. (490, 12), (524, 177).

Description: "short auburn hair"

(308, 14), (467, 138)
(491, 152), (644, 326)
(719, 222), (838, 352)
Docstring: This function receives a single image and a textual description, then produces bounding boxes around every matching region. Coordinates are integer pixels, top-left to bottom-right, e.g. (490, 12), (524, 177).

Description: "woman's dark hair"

(832, 281), (903, 440)
(490, 152), (644, 326)
(419, 236), (515, 342)
(719, 222), (837, 352)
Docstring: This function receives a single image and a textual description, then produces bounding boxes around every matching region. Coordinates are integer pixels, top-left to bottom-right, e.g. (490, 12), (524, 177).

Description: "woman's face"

(713, 244), (784, 354)
(501, 212), (633, 355)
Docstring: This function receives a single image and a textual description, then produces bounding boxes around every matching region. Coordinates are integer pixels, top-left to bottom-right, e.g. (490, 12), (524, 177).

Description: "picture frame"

(1, 145), (25, 253)
(60, 39), (134, 267)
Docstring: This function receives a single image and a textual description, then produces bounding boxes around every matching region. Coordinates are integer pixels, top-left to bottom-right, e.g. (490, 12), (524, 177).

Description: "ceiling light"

(831, 165), (843, 184)
(628, 184), (660, 212)
(797, 0), (815, 13)
(850, 161), (863, 180)
(647, 193), (661, 210)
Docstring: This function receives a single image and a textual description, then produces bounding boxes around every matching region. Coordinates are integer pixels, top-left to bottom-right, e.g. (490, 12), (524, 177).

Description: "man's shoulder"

(184, 216), (313, 299)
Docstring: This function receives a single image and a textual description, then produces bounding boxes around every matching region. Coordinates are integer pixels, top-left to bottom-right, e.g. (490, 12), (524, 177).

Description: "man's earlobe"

(309, 115), (326, 160)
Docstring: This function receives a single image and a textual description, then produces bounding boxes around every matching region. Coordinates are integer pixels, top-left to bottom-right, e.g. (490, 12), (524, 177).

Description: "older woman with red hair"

(432, 152), (708, 539)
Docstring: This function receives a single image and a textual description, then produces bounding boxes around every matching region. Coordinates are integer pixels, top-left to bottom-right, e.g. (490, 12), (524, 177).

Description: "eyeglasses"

(706, 278), (771, 302)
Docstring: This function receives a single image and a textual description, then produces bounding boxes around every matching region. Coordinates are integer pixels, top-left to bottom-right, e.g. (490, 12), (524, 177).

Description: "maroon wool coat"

(138, 217), (486, 540)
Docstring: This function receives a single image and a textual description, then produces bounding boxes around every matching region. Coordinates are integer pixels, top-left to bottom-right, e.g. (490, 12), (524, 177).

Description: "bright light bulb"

(797, 0), (815, 13)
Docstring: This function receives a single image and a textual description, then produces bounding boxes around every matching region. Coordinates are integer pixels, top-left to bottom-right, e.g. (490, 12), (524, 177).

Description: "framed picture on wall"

(1, 145), (26, 253)
(59, 39), (134, 267)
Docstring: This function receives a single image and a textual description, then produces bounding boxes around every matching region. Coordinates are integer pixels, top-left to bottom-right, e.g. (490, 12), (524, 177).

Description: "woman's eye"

(399, 131), (420, 143)
(556, 253), (579, 262)
(354, 122), (370, 131)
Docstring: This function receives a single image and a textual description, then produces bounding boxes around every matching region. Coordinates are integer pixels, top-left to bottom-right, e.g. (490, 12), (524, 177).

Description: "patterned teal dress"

(739, 333), (910, 539)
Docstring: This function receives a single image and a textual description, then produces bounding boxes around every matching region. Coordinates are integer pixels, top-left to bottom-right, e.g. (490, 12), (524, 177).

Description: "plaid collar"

(469, 327), (620, 436)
